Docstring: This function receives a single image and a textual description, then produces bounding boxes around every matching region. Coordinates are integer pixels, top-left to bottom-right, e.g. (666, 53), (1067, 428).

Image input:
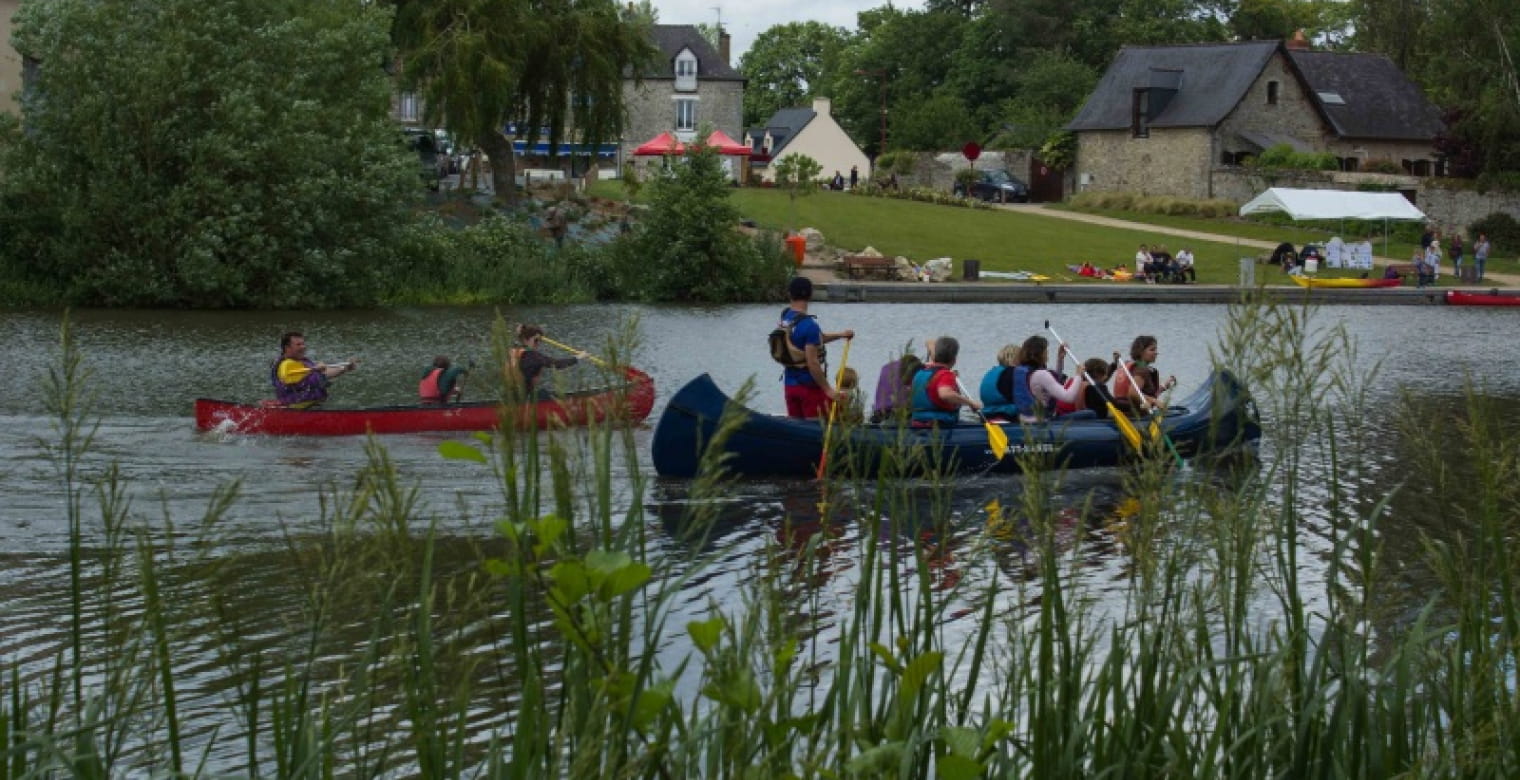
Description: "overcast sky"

(655, 0), (924, 64)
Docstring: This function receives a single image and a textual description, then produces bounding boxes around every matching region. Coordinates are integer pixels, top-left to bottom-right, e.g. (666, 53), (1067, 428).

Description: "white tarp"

(1238, 187), (1426, 221)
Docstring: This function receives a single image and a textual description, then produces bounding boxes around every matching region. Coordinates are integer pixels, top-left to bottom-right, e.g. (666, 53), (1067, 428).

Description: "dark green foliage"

(0, 0), (418, 308)
(738, 22), (852, 128)
(1468, 212), (1520, 252)
(609, 147), (791, 302)
(388, 215), (595, 304)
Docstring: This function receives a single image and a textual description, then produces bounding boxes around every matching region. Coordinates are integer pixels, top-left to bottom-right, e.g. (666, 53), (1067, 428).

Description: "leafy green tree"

(616, 144), (790, 301)
(773, 153), (824, 231)
(392, 0), (656, 205)
(0, 0), (416, 308)
(738, 22), (852, 127)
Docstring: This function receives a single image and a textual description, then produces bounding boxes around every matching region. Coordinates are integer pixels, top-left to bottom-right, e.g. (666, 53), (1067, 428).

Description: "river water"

(0, 301), (1515, 770)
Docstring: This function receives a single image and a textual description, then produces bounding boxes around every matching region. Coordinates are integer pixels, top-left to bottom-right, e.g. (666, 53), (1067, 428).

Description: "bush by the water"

(0, 0), (417, 308)
(388, 214), (597, 304)
(604, 145), (792, 302)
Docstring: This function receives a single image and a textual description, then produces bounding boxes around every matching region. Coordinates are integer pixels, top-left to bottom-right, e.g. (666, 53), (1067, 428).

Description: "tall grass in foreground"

(4, 302), (1520, 777)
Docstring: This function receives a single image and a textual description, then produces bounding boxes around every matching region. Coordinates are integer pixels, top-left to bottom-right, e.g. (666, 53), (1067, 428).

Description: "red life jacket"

(418, 367), (444, 402)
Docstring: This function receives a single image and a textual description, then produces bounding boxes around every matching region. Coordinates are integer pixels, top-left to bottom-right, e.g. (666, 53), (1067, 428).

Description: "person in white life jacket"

(418, 355), (469, 403)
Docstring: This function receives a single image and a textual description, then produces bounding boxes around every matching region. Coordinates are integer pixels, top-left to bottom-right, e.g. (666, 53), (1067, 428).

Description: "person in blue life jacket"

(271, 331), (357, 408)
(777, 276), (854, 419)
(418, 355), (470, 404)
(980, 336), (1080, 423)
(909, 337), (981, 426)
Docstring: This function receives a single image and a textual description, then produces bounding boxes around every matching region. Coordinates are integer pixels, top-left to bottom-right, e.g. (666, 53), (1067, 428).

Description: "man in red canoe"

(272, 331), (357, 408)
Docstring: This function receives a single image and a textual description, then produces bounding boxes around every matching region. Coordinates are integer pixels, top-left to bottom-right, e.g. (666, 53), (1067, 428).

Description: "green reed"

(5, 302), (1520, 776)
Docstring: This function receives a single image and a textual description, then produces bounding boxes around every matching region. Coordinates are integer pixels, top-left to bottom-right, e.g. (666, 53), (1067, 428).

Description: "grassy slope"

(589, 182), (1433, 285)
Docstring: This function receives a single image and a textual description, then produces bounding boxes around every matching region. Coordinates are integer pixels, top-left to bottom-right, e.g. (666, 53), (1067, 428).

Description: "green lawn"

(586, 181), (1466, 285)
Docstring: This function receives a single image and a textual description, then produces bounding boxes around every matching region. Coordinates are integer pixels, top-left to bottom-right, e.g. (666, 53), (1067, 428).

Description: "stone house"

(620, 24), (745, 165)
(744, 97), (870, 184)
(1066, 38), (1446, 200)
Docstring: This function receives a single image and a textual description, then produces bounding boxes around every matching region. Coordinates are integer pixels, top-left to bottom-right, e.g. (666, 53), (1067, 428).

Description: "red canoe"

(1445, 290), (1520, 306)
(195, 368), (655, 436)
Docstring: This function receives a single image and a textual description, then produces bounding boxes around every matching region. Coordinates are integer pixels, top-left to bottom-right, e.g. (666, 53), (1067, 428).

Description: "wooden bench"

(841, 255), (896, 280)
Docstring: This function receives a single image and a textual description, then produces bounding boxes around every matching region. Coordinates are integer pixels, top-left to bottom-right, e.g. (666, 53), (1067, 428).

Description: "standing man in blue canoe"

(272, 331), (357, 408)
(772, 276), (853, 419)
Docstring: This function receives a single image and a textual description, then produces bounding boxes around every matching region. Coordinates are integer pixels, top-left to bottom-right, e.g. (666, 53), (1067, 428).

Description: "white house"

(745, 97), (869, 184)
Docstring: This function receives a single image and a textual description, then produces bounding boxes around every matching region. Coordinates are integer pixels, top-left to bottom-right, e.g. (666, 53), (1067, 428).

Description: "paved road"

(1000, 203), (1519, 287)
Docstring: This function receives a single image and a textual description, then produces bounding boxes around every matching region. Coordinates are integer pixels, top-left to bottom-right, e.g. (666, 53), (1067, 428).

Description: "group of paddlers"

(269, 324), (587, 408)
(773, 276), (1176, 427)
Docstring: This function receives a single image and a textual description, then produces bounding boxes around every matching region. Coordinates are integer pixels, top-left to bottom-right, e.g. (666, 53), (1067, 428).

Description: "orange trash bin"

(786, 234), (806, 267)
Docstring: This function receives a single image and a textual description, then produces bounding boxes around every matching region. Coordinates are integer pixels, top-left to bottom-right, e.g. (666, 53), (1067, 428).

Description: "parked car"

(953, 169), (1030, 203)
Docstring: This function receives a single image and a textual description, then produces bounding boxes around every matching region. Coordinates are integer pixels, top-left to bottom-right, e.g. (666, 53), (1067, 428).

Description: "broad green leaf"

(549, 561), (590, 603)
(437, 440), (487, 463)
(935, 754), (983, 780)
(845, 742), (906, 773)
(687, 617), (725, 653)
(585, 549), (632, 575)
(900, 651), (944, 707)
(631, 685), (672, 732)
(600, 562), (652, 599)
(940, 726), (980, 759)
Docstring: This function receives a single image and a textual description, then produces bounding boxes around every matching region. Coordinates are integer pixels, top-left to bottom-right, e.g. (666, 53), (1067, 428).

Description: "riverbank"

(816, 280), (1503, 304)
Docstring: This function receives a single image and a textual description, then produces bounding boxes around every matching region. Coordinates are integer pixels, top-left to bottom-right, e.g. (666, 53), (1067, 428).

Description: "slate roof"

(641, 25), (744, 81)
(747, 107), (817, 157)
(1066, 41), (1280, 131)
(1066, 41), (1445, 142)
(1285, 50), (1444, 140)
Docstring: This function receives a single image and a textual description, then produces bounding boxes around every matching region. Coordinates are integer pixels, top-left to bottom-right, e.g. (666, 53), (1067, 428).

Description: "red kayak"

(195, 368), (655, 436)
(1445, 290), (1520, 306)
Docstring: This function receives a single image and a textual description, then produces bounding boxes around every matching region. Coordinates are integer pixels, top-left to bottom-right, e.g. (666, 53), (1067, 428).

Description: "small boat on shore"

(196, 368), (655, 436)
(650, 370), (1260, 479)
(1291, 275), (1402, 289)
(1445, 290), (1520, 306)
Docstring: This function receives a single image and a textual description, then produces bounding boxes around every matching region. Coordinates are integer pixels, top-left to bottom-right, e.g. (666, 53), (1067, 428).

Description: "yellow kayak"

(1290, 275), (1402, 289)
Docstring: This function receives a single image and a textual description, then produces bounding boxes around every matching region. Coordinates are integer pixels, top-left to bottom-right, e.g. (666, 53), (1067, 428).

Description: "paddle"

(1112, 353), (1186, 468)
(953, 375), (1009, 461)
(1044, 322), (1143, 454)
(815, 337), (853, 480)
(539, 335), (609, 368)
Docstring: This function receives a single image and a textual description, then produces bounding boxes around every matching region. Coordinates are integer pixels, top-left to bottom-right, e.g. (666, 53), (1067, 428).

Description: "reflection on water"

(1, 303), (1519, 771)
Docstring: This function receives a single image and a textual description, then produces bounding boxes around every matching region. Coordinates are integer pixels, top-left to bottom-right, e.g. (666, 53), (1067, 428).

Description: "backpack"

(768, 311), (815, 369)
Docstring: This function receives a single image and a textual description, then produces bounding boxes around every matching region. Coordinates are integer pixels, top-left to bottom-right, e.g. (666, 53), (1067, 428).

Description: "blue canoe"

(651, 370), (1262, 479)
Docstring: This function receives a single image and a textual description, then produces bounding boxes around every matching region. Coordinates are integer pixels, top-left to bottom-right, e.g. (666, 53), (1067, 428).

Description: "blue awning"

(512, 140), (619, 158)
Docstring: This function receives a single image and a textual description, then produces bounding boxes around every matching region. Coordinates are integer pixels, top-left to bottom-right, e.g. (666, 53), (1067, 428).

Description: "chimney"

(719, 29), (731, 65)
(1287, 29), (1310, 50)
(813, 97), (832, 116)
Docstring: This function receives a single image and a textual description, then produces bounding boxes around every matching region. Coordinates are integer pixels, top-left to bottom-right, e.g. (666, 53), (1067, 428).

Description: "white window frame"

(675, 98), (698, 133)
(674, 50), (698, 92)
(398, 91), (420, 122)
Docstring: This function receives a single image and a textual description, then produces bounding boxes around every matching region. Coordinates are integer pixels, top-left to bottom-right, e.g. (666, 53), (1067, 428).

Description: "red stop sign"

(962, 142), (981, 162)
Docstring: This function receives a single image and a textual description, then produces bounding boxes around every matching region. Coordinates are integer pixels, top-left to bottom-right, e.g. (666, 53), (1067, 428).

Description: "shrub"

(1468, 212), (1520, 253)
(1475, 171), (1520, 194)
(1253, 144), (1338, 172)
(1362, 158), (1403, 174)
(389, 213), (595, 304)
(875, 150), (917, 176)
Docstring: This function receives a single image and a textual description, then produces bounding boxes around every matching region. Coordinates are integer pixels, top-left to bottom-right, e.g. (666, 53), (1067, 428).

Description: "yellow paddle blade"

(1111, 405), (1143, 452)
(985, 421), (1010, 460)
(1146, 414), (1163, 443)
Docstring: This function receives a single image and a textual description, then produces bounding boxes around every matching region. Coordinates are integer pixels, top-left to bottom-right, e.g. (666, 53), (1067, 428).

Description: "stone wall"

(1418, 187), (1520, 233)
(1075, 128), (1213, 198)
(619, 79), (744, 163)
(1217, 54), (1330, 158)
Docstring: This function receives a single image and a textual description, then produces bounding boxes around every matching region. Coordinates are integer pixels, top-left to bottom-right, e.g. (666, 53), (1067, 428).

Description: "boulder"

(858, 245), (884, 257)
(800, 228), (826, 252)
(894, 256), (917, 281)
(924, 257), (954, 282)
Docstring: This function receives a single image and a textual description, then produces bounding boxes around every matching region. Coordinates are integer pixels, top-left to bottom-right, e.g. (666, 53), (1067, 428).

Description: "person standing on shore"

(1450, 233), (1465, 279)
(1474, 233), (1491, 282)
(774, 276), (854, 419)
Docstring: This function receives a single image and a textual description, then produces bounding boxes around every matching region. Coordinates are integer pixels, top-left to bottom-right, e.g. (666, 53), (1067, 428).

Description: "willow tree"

(392, 0), (656, 205)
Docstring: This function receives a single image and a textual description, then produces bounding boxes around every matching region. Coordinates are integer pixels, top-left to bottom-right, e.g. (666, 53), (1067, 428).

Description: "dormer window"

(1131, 89), (1149, 138)
(675, 49), (698, 92)
(763, 133), (773, 154)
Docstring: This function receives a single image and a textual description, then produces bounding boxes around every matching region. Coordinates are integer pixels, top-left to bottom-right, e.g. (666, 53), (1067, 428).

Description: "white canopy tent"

(1239, 187), (1426, 263)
